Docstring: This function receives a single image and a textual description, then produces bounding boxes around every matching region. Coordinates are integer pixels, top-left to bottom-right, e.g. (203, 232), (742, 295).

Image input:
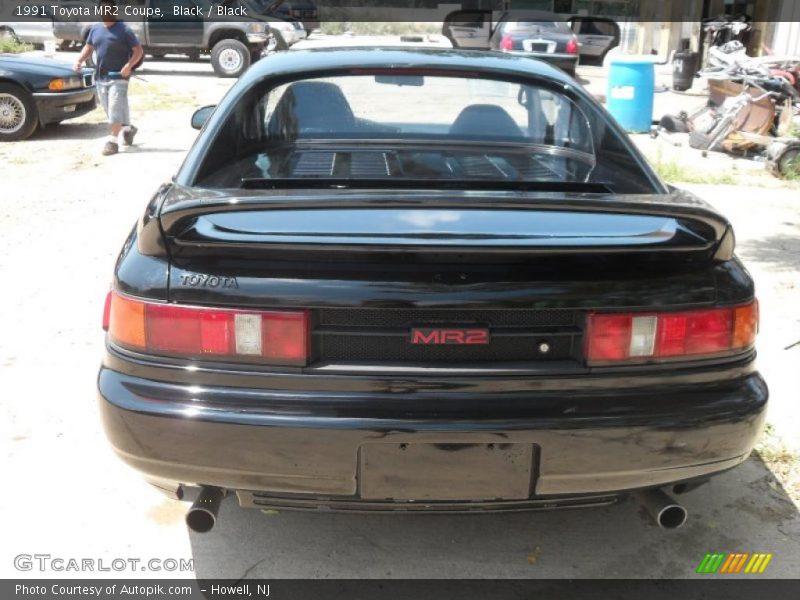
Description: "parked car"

(99, 48), (766, 532)
(568, 15), (620, 65)
(53, 0), (272, 77)
(0, 54), (96, 141)
(212, 0), (307, 49)
(256, 0), (319, 34)
(1, 13), (57, 47)
(443, 10), (580, 76)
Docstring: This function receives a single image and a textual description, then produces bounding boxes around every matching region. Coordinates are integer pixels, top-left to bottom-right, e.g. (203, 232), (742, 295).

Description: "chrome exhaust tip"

(186, 486), (225, 533)
(634, 488), (688, 529)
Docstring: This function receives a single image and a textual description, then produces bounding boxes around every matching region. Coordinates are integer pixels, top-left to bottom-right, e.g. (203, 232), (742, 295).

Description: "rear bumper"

(33, 88), (96, 125)
(97, 358), (768, 506)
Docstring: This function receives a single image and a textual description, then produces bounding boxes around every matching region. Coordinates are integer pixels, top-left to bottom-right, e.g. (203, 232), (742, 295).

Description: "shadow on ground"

(187, 456), (799, 579)
(739, 233), (800, 272)
(31, 122), (108, 141)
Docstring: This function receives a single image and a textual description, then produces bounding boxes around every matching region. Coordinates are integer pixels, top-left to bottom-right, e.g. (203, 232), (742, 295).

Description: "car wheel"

(210, 39), (250, 78)
(0, 27), (17, 42)
(271, 32), (288, 51)
(149, 51), (166, 59)
(0, 83), (39, 141)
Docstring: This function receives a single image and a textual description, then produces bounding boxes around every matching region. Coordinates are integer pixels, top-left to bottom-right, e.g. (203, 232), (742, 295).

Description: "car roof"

(241, 47), (576, 87)
(501, 10), (566, 22)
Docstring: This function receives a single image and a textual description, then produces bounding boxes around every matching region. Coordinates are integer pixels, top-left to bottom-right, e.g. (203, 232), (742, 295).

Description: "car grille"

(312, 308), (583, 366)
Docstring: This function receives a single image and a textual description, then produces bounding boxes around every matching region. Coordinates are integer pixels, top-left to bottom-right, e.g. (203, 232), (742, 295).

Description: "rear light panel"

(104, 292), (309, 366)
(585, 301), (758, 365)
(499, 35), (514, 51)
(566, 37), (579, 54)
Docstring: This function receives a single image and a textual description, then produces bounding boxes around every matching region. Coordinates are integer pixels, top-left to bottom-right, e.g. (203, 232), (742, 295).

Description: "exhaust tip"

(186, 486), (225, 534)
(634, 488), (688, 530)
(186, 508), (216, 533)
(657, 504), (688, 529)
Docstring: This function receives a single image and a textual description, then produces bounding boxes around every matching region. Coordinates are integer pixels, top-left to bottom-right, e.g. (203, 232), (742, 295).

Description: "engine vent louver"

(291, 151), (336, 177)
(350, 152), (391, 177)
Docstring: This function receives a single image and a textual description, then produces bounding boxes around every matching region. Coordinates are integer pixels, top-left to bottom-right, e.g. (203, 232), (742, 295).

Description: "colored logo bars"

(697, 553), (773, 574)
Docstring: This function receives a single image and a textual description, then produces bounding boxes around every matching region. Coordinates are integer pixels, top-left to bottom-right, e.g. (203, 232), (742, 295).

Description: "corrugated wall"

(773, 2), (800, 56)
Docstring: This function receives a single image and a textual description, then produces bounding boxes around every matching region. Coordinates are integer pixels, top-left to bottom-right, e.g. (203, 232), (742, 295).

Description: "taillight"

(499, 35), (513, 51)
(566, 37), (578, 54)
(105, 292), (309, 366)
(585, 301), (758, 365)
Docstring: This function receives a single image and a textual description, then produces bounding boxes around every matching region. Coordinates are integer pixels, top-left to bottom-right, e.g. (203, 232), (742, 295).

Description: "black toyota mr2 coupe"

(98, 48), (766, 531)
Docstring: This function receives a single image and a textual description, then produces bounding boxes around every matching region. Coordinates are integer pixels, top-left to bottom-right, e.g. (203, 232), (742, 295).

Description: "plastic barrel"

(672, 50), (698, 91)
(607, 56), (655, 133)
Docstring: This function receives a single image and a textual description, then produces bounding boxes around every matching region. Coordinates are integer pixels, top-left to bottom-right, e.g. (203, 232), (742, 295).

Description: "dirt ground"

(1, 49), (799, 579)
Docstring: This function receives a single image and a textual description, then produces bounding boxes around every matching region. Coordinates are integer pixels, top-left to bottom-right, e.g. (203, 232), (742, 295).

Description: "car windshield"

(506, 21), (565, 31)
(194, 73), (658, 193)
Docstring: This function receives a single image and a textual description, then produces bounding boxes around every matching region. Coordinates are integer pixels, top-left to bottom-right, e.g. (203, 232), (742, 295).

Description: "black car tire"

(211, 39), (250, 78)
(272, 33), (289, 51)
(0, 83), (38, 141)
(149, 51), (167, 59)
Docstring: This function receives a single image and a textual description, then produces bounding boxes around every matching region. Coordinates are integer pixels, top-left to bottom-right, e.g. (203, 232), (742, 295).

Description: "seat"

(449, 104), (523, 138)
(267, 81), (356, 137)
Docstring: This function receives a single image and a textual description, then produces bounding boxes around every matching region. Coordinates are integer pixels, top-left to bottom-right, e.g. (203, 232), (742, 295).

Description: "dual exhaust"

(184, 486), (687, 532)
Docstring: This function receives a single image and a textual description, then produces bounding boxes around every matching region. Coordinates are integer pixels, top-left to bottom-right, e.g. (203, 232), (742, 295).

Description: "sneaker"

(103, 141), (119, 156)
(122, 125), (138, 146)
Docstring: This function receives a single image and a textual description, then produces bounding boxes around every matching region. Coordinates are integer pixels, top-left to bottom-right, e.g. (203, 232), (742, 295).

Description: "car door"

(146, 0), (205, 47)
(568, 16), (619, 59)
(442, 10), (492, 50)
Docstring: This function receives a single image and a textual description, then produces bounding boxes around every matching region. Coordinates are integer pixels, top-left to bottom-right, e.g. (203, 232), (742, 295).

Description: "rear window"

(194, 73), (658, 194)
(505, 21), (566, 32)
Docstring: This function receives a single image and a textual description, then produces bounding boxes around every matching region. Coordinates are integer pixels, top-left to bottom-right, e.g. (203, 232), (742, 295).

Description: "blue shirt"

(86, 21), (140, 78)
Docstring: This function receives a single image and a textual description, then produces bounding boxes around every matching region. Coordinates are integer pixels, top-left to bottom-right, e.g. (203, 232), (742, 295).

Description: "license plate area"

(523, 39), (556, 53)
(359, 442), (535, 501)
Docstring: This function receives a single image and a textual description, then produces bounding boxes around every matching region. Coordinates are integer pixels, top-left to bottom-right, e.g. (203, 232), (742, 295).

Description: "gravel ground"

(1, 50), (798, 580)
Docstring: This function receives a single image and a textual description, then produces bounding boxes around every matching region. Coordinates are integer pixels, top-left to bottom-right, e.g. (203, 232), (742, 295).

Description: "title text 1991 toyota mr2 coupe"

(98, 48), (766, 532)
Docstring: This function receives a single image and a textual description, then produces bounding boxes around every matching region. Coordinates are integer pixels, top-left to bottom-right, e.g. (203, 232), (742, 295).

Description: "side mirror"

(191, 105), (215, 130)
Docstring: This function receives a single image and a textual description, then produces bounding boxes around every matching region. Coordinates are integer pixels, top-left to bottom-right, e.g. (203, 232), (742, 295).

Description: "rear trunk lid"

(152, 186), (732, 371)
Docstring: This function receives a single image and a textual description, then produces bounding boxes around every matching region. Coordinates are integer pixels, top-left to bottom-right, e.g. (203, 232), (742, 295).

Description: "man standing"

(73, 0), (144, 156)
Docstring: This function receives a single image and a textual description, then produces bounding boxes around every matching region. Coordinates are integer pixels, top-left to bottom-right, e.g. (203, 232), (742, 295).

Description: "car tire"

(149, 51), (167, 59)
(210, 39), (250, 78)
(0, 83), (39, 141)
(271, 32), (288, 51)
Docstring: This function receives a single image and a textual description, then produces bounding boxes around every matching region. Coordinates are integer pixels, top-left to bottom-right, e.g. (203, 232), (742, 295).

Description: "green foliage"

(0, 35), (33, 54)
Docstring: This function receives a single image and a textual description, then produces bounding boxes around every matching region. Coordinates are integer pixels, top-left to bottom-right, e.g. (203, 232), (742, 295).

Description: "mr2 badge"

(410, 328), (491, 345)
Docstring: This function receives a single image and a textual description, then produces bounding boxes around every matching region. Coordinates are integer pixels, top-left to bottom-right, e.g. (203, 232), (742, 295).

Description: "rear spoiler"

(143, 186), (734, 262)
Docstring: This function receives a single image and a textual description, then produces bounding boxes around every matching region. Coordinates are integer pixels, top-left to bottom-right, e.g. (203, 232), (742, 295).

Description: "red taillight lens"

(566, 37), (578, 54)
(106, 292), (309, 366)
(499, 35), (513, 51)
(585, 302), (758, 365)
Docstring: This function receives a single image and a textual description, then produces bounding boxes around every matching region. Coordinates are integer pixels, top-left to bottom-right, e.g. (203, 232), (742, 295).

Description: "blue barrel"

(606, 56), (655, 133)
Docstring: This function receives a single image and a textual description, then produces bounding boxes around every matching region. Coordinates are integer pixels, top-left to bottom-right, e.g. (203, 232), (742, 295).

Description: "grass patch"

(320, 19), (441, 36)
(756, 423), (800, 503)
(653, 157), (737, 185)
(128, 81), (198, 111)
(0, 36), (33, 54)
